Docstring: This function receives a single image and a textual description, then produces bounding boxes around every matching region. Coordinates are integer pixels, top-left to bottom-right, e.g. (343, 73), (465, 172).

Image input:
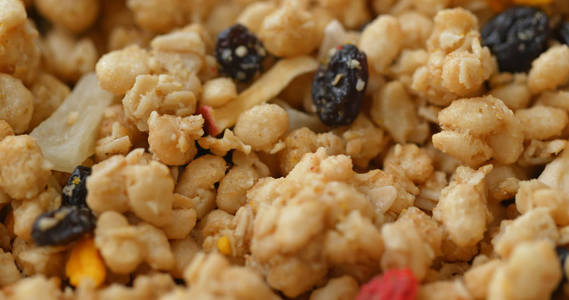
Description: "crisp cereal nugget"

(389, 49), (429, 87)
(179, 253), (280, 300)
(147, 112), (204, 166)
(492, 208), (559, 258)
(359, 15), (402, 74)
(385, 144), (434, 185)
(464, 259), (503, 300)
(433, 96), (524, 166)
(216, 151), (270, 214)
(2, 275), (62, 300)
(398, 11), (433, 49)
(537, 89), (569, 111)
(381, 217), (433, 280)
(29, 73), (70, 130)
(95, 122), (133, 162)
(259, 0), (319, 58)
(95, 211), (174, 274)
(518, 139), (568, 166)
(415, 171), (448, 212)
(170, 236), (200, 278)
(0, 135), (51, 200)
(488, 240), (561, 300)
(515, 105), (568, 140)
(237, 1), (277, 34)
(0, 249), (21, 287)
(127, 0), (188, 33)
(433, 165), (492, 248)
(42, 28), (98, 83)
(234, 104), (289, 153)
(12, 238), (65, 277)
(371, 81), (420, 144)
(488, 73), (531, 110)
(516, 179), (569, 226)
(0, 73), (33, 134)
(122, 74), (197, 132)
(11, 178), (60, 240)
(0, 120), (14, 141)
(278, 127), (345, 175)
(0, 20), (40, 85)
(175, 154), (227, 218)
(309, 276), (359, 300)
(417, 280), (472, 300)
(86, 155), (130, 214)
(0, 0), (26, 37)
(94, 273), (176, 300)
(96, 45), (153, 96)
(335, 114), (386, 168)
(412, 8), (495, 105)
(198, 129), (251, 157)
(538, 148), (569, 193)
(528, 45), (569, 94)
(125, 160), (176, 227)
(317, 0), (370, 29)
(34, 0), (98, 33)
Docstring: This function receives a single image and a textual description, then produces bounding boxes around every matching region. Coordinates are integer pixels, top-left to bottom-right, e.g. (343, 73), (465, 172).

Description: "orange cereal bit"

(216, 236), (232, 255)
(65, 238), (106, 287)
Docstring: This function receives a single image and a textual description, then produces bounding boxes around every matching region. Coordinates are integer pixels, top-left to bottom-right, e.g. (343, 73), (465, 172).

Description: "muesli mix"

(1, 0), (569, 299)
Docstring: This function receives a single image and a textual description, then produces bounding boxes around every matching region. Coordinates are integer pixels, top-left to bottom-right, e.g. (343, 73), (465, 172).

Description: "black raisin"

(481, 6), (549, 73)
(558, 21), (569, 46)
(62, 166), (91, 207)
(215, 24), (267, 82)
(312, 44), (369, 127)
(31, 206), (96, 246)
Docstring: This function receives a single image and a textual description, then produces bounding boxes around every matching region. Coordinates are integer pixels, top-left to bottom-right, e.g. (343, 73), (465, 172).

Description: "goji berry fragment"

(356, 269), (418, 300)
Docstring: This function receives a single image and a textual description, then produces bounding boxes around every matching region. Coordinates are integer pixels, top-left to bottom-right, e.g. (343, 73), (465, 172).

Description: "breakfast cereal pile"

(1, 0), (569, 299)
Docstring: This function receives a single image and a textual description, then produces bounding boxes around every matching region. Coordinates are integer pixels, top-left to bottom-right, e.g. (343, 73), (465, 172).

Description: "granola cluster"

(2, 0), (569, 299)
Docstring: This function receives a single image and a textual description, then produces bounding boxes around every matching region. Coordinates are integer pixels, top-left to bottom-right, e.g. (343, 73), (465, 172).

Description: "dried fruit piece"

(312, 44), (368, 126)
(215, 24), (267, 82)
(30, 73), (113, 172)
(481, 6), (549, 73)
(356, 269), (418, 300)
(65, 238), (106, 287)
(200, 56), (318, 136)
(62, 166), (91, 207)
(31, 206), (96, 246)
(559, 22), (569, 46)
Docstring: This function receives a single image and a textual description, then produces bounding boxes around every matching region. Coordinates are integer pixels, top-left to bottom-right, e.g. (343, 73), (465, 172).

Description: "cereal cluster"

(2, 0), (569, 299)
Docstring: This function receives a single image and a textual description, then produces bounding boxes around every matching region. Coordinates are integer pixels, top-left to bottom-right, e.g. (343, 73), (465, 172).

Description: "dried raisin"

(215, 24), (267, 82)
(31, 206), (96, 246)
(312, 44), (368, 127)
(559, 21), (569, 46)
(62, 166), (91, 207)
(481, 6), (550, 73)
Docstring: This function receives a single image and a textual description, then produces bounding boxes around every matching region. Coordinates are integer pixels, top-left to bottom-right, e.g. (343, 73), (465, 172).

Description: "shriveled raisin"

(31, 206), (96, 246)
(312, 44), (368, 127)
(559, 21), (569, 46)
(215, 24), (267, 82)
(62, 166), (91, 207)
(481, 6), (549, 73)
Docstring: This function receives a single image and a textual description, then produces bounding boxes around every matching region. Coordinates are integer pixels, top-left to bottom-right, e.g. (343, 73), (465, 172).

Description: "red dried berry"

(356, 269), (418, 300)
